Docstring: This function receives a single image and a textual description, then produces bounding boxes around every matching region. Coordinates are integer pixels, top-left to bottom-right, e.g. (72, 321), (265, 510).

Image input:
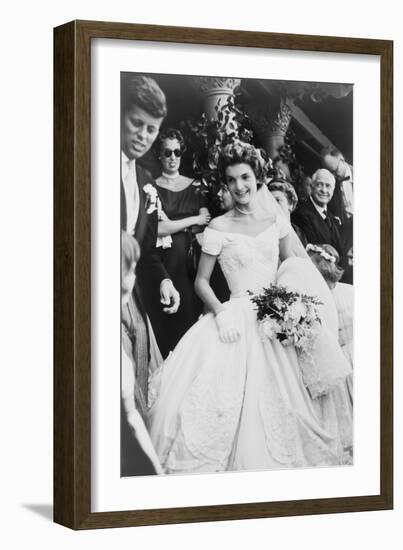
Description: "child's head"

(306, 243), (344, 288)
(121, 231), (140, 305)
(217, 184), (235, 211)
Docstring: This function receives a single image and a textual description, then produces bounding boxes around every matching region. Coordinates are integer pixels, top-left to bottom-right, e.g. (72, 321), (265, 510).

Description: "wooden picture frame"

(54, 20), (393, 529)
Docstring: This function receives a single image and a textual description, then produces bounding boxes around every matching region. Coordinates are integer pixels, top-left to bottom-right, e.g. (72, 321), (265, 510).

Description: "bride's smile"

(225, 163), (258, 209)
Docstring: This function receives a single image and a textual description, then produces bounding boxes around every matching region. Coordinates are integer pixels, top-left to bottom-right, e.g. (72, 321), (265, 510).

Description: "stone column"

(246, 99), (292, 175)
(188, 76), (241, 122)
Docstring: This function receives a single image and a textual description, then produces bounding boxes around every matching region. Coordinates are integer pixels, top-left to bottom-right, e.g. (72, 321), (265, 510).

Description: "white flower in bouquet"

(304, 303), (319, 323)
(284, 319), (295, 333)
(287, 299), (308, 322)
(261, 318), (279, 340)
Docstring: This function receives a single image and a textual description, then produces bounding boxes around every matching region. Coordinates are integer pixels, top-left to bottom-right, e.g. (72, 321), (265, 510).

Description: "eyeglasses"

(163, 148), (182, 158)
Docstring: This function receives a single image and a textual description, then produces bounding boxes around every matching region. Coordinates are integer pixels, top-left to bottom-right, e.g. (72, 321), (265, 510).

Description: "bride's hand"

(215, 309), (241, 343)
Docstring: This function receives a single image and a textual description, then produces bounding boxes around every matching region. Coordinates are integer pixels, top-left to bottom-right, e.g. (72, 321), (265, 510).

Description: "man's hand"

(160, 279), (180, 314)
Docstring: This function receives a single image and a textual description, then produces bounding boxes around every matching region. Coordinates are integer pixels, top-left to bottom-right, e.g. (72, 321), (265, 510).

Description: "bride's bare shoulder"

(208, 212), (234, 233)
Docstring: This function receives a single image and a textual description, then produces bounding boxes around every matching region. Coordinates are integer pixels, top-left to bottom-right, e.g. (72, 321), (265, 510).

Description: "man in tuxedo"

(121, 75), (179, 314)
(120, 75), (179, 475)
(292, 168), (345, 262)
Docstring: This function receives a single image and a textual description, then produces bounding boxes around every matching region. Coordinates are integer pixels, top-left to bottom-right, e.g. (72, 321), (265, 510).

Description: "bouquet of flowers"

(248, 285), (322, 354)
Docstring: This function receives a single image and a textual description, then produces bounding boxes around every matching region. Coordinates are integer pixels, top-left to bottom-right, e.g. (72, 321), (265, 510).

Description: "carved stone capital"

(270, 101), (292, 136)
(247, 100), (291, 138)
(189, 76), (241, 98)
(188, 76), (241, 121)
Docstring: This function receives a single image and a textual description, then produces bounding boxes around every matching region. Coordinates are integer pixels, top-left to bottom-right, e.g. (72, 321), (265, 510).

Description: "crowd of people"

(120, 74), (354, 476)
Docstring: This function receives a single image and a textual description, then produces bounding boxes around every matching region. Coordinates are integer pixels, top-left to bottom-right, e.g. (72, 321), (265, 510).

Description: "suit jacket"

(121, 162), (169, 289)
(291, 198), (344, 258)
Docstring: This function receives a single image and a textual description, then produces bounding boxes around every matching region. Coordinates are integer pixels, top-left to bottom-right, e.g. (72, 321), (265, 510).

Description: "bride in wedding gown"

(149, 141), (352, 474)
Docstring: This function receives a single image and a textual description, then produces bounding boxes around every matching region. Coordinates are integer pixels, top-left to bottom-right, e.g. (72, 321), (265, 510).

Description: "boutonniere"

(143, 183), (159, 214)
(334, 216), (342, 225)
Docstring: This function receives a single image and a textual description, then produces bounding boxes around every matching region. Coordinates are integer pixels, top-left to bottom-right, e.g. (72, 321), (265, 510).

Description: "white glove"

(215, 309), (241, 343)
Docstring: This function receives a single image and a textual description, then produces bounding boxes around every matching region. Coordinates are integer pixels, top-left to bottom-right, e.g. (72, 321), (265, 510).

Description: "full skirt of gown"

(149, 219), (353, 474)
(149, 295), (351, 474)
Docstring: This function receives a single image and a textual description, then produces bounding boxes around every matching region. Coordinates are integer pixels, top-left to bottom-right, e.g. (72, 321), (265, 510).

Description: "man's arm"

(136, 205), (170, 287)
(135, 172), (180, 314)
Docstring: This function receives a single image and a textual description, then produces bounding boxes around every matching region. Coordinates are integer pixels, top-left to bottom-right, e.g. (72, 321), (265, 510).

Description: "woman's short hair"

(158, 128), (186, 153)
(268, 180), (299, 212)
(121, 231), (140, 278)
(218, 141), (267, 187)
(306, 243), (344, 284)
(121, 75), (167, 119)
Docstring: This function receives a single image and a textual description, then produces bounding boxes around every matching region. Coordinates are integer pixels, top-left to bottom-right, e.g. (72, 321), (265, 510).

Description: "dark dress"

(153, 181), (207, 358)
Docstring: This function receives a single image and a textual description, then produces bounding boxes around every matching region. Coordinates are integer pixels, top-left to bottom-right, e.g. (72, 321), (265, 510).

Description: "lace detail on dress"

(259, 387), (298, 465)
(256, 357), (299, 466)
(169, 348), (247, 468)
(205, 224), (282, 296)
(218, 237), (256, 272)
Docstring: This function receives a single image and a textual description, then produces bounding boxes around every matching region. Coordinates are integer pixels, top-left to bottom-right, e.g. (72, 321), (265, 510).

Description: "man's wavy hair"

(218, 141), (267, 187)
(121, 75), (167, 119)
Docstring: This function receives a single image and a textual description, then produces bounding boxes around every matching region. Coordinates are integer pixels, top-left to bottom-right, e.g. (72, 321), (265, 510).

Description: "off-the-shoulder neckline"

(205, 220), (280, 240)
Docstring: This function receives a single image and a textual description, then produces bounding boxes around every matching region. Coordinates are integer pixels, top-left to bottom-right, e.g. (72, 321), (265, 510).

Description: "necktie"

(323, 210), (332, 229)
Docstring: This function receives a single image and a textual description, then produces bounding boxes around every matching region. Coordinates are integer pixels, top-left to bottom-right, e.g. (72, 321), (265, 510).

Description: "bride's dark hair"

(218, 141), (266, 187)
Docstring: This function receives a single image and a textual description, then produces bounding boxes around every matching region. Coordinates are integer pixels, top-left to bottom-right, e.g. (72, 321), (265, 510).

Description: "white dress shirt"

(122, 151), (140, 236)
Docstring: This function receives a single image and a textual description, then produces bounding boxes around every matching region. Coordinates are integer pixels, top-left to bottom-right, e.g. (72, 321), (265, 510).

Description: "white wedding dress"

(149, 215), (352, 474)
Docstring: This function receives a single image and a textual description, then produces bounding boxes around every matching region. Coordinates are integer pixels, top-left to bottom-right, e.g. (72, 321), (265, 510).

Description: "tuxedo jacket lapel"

(306, 199), (332, 243)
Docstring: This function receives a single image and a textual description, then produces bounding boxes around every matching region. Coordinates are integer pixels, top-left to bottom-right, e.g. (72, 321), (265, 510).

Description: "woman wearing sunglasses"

(153, 128), (211, 358)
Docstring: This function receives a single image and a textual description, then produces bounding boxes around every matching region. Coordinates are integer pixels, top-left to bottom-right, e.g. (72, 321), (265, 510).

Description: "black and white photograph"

(120, 71), (354, 477)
